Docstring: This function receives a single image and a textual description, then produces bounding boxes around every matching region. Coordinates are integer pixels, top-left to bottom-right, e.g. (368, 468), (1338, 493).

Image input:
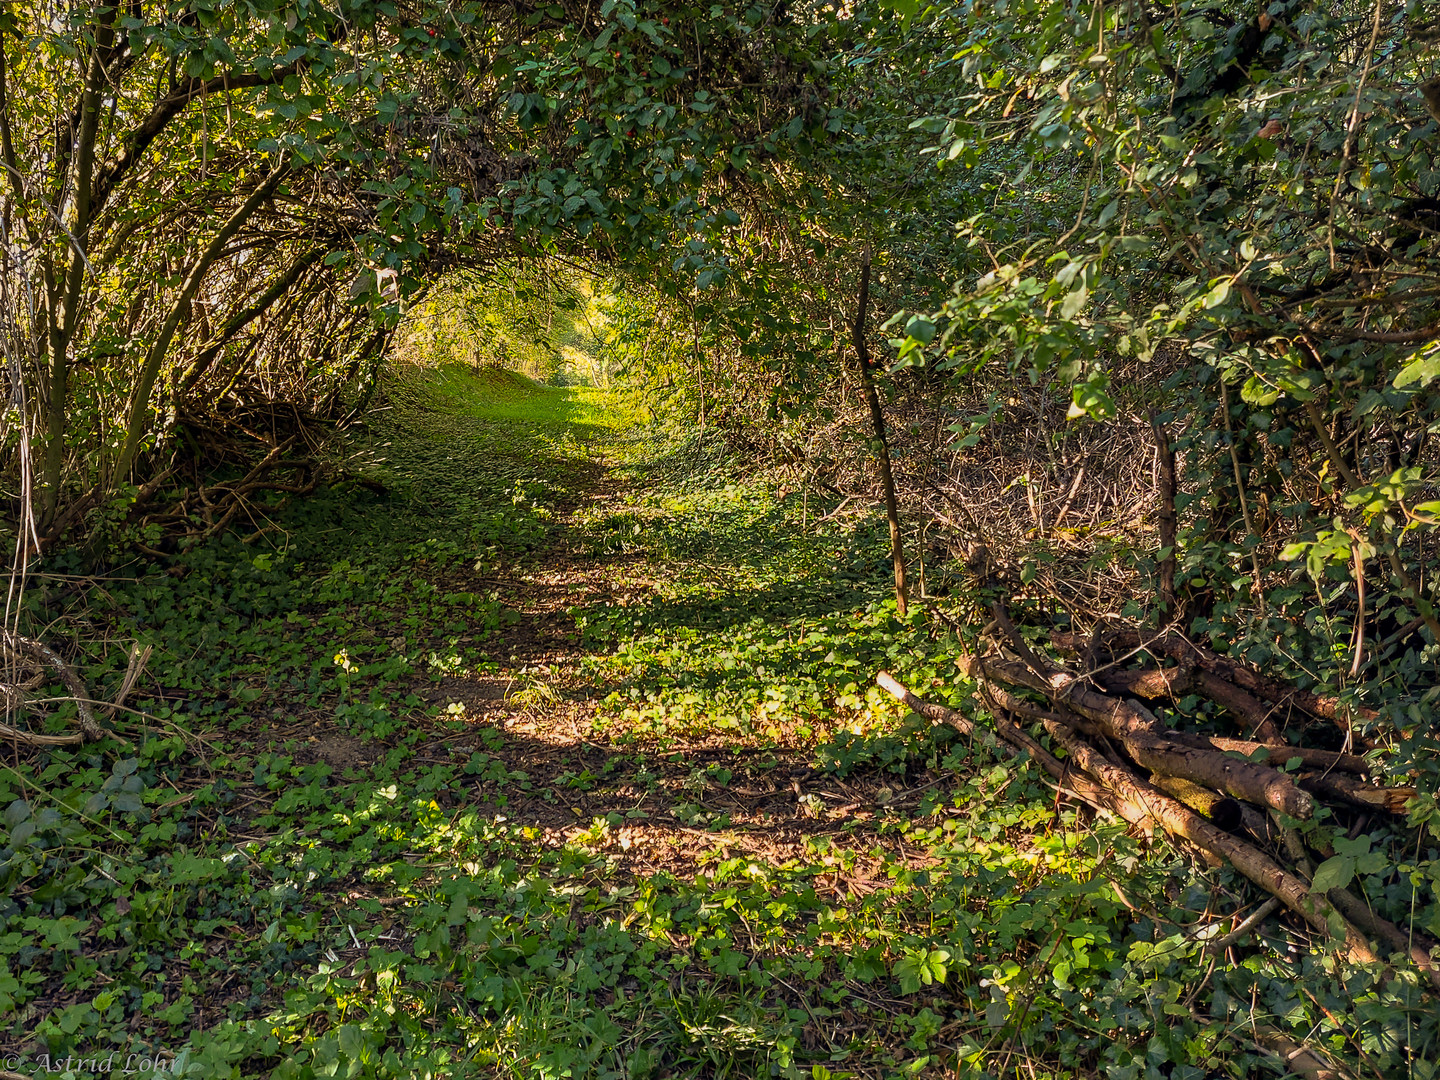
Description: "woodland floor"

(0, 365), (1425, 1080)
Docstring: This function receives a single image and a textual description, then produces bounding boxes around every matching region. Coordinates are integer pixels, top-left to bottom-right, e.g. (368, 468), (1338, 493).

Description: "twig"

(3, 631), (104, 739)
(1219, 381), (1265, 613)
(104, 642), (152, 718)
(1207, 896), (1282, 952)
(1150, 416), (1176, 625)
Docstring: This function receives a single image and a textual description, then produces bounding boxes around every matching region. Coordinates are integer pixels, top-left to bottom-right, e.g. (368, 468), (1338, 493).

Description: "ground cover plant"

(2, 365), (1435, 1079)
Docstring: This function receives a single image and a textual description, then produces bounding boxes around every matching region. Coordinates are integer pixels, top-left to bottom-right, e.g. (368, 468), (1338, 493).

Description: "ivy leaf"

(1393, 346), (1440, 388)
(1060, 285), (1088, 319)
(904, 316), (937, 345)
(110, 793), (145, 814)
(1068, 379), (1116, 421)
(1201, 279), (1232, 308)
(985, 999), (1008, 1028)
(1310, 855), (1355, 893)
(1240, 375), (1280, 406)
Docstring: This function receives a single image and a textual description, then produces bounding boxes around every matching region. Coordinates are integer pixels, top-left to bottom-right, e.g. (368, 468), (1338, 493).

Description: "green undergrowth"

(2, 367), (1436, 1079)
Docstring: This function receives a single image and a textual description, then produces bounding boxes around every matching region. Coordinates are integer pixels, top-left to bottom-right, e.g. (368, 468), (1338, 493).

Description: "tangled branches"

(0, 632), (147, 747)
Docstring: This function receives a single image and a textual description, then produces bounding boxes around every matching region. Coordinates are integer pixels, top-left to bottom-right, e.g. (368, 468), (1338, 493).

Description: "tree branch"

(114, 157), (292, 481)
(90, 62), (301, 216)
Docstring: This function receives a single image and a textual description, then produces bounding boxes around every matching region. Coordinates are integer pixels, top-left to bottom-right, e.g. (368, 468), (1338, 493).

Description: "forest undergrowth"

(1, 365), (1433, 1080)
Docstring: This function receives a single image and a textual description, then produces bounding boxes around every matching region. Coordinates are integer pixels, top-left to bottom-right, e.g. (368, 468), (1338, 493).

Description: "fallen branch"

(970, 652), (1162, 738)
(969, 655), (1315, 819)
(1242, 1024), (1357, 1080)
(3, 632), (104, 741)
(1327, 885), (1440, 981)
(1206, 896), (1283, 953)
(0, 636), (145, 747)
(1162, 732), (1372, 778)
(1097, 666), (1284, 743)
(1054, 630), (1379, 734)
(876, 671), (973, 736)
(0, 721), (85, 746)
(1150, 416), (1177, 624)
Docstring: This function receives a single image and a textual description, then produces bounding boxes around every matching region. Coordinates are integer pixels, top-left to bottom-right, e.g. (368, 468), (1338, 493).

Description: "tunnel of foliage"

(3, 0), (1440, 1075)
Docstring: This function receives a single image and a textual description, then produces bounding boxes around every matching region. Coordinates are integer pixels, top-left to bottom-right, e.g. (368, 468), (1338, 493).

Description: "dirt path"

(366, 460), (936, 894)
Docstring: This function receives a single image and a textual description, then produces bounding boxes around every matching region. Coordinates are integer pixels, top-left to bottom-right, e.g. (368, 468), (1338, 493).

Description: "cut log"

(968, 656), (1314, 819)
(992, 716), (1148, 832)
(1054, 630), (1379, 734)
(1149, 775), (1244, 831)
(1033, 722), (1376, 964)
(1298, 772), (1415, 815)
(1194, 672), (1285, 742)
(1095, 666), (1285, 743)
(1122, 732), (1314, 819)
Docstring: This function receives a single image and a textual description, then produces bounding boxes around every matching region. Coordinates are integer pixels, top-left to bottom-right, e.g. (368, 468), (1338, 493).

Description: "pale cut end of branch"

(876, 670), (907, 702)
(876, 670), (975, 735)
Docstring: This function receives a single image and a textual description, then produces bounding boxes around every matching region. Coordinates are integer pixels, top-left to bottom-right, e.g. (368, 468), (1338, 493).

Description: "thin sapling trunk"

(852, 248), (908, 616)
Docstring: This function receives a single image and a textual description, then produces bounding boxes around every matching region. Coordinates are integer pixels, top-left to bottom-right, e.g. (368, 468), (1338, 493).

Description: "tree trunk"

(40, 4), (116, 524)
(852, 248), (907, 615)
(1150, 415), (1177, 625)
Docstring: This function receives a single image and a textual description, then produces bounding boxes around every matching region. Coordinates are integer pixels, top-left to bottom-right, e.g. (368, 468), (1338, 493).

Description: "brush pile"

(0, 633), (147, 747)
(876, 610), (1440, 990)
